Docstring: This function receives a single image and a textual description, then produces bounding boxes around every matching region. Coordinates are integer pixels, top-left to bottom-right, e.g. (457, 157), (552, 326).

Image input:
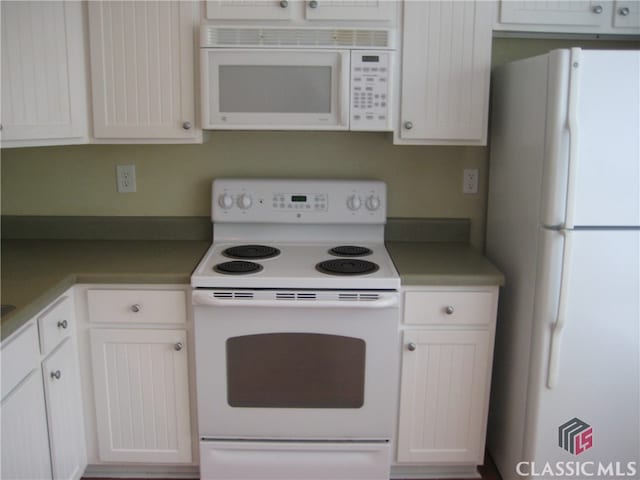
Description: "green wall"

(2, 38), (637, 249)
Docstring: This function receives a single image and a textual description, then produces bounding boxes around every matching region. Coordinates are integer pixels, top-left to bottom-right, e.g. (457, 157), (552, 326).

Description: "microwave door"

(202, 49), (349, 130)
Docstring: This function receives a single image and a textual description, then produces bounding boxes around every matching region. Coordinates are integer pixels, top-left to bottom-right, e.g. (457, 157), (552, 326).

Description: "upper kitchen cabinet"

(0, 1), (89, 148)
(494, 1), (640, 34)
(88, 1), (202, 143)
(205, 0), (396, 24)
(395, 1), (493, 146)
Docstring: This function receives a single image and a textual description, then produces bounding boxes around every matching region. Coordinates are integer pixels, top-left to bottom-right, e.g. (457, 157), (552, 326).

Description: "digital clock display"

(291, 195), (307, 202)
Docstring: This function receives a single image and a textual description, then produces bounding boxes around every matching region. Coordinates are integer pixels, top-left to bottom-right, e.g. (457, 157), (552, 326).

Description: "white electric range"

(191, 178), (400, 480)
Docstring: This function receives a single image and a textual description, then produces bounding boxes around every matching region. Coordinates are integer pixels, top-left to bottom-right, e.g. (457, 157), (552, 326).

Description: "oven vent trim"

(339, 293), (381, 301)
(202, 26), (393, 49)
(213, 291), (255, 299)
(208, 291), (384, 302)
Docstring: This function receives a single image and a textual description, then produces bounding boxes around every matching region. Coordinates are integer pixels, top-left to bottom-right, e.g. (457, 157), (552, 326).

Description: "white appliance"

(486, 48), (639, 480)
(191, 179), (400, 480)
(200, 26), (395, 131)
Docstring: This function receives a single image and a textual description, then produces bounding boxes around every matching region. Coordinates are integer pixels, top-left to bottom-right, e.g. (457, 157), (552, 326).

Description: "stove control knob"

(365, 195), (381, 211)
(237, 193), (253, 210)
(218, 193), (234, 209)
(347, 194), (362, 211)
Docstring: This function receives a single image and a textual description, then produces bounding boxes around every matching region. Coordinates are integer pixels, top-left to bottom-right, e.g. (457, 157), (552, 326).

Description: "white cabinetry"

(495, 1), (640, 34)
(1, 292), (87, 480)
(396, 1), (493, 146)
(0, 1), (88, 148)
(1, 325), (52, 480)
(395, 287), (498, 475)
(80, 286), (194, 466)
(205, 0), (395, 23)
(87, 1), (202, 143)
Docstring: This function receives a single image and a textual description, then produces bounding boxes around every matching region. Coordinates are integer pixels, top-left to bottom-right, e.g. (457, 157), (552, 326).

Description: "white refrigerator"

(486, 48), (639, 480)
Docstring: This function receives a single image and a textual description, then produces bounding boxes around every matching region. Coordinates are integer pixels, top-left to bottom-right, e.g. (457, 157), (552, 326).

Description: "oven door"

(192, 290), (399, 440)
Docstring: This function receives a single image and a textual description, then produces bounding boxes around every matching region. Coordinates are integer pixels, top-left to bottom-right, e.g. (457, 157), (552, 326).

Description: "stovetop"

(191, 242), (400, 290)
(191, 179), (399, 290)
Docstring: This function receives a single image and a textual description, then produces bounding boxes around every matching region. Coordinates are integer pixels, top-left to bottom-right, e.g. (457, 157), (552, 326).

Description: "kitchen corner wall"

(2, 39), (636, 251)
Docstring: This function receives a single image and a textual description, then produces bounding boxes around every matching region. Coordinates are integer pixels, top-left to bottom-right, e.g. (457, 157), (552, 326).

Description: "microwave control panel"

(350, 51), (392, 132)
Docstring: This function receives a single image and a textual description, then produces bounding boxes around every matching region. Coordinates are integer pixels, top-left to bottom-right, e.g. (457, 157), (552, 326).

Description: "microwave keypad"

(351, 52), (391, 131)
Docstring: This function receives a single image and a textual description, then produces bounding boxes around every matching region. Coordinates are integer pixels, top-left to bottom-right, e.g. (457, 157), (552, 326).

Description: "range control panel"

(350, 51), (392, 132)
(212, 179), (387, 224)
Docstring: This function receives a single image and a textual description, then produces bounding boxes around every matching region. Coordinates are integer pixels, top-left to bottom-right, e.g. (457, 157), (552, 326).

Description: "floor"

(83, 454), (503, 480)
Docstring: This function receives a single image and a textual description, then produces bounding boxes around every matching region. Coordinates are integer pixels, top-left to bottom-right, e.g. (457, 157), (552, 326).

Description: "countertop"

(1, 239), (503, 342)
(1, 240), (210, 341)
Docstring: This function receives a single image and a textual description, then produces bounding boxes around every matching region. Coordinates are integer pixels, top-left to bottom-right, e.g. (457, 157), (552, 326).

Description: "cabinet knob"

(131, 304), (141, 313)
(403, 121), (413, 130)
(592, 5), (603, 13)
(619, 6), (630, 15)
(57, 319), (68, 329)
(182, 121), (192, 130)
(407, 342), (417, 351)
(174, 342), (183, 351)
(280, 0), (288, 7)
(51, 370), (62, 380)
(309, 0), (318, 8)
(445, 305), (455, 315)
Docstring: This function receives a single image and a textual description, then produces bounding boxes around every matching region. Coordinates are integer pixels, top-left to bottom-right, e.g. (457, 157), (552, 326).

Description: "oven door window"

(226, 333), (365, 408)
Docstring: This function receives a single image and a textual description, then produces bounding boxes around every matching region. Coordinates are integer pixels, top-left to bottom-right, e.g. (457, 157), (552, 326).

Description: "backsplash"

(0, 131), (487, 247)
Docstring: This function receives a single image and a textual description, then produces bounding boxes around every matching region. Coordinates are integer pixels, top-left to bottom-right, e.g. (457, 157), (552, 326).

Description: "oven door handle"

(192, 291), (398, 309)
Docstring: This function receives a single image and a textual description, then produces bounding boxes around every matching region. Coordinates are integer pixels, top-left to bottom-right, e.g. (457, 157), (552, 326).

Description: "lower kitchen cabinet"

(1, 291), (87, 480)
(89, 327), (192, 463)
(395, 286), (498, 473)
(1, 368), (53, 480)
(42, 338), (87, 480)
(397, 329), (491, 463)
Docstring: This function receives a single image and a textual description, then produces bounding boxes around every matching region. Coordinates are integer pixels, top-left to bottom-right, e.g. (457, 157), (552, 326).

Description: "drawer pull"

(407, 342), (417, 351)
(174, 342), (184, 351)
(51, 370), (62, 380)
(130, 304), (141, 313)
(445, 305), (455, 315)
(57, 319), (68, 329)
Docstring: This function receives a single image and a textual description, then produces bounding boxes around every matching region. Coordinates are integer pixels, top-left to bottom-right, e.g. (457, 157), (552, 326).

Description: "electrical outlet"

(116, 164), (136, 193)
(463, 168), (478, 194)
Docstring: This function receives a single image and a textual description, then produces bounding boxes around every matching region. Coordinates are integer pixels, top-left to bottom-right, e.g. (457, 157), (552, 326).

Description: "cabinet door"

(88, 1), (200, 141)
(90, 328), (192, 463)
(397, 329), (491, 464)
(42, 338), (87, 480)
(499, 0), (610, 27)
(205, 0), (294, 20)
(1, 370), (53, 480)
(398, 1), (492, 145)
(304, 1), (395, 21)
(0, 1), (88, 147)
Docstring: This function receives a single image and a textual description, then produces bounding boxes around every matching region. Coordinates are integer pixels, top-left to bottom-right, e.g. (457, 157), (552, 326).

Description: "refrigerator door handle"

(547, 228), (573, 389)
(564, 48), (582, 230)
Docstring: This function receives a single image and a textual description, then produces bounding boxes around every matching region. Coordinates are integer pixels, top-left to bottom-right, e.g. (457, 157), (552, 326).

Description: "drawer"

(403, 290), (495, 326)
(1, 323), (40, 399)
(87, 289), (187, 324)
(38, 296), (73, 355)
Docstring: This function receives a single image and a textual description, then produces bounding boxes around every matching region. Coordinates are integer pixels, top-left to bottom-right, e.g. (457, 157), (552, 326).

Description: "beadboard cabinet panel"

(397, 329), (491, 464)
(88, 1), (201, 142)
(0, 1), (88, 147)
(1, 369), (53, 480)
(90, 328), (192, 463)
(397, 1), (492, 145)
(42, 338), (87, 480)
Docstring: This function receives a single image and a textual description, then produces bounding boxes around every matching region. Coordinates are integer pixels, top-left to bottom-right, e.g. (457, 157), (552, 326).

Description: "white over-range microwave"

(200, 26), (396, 131)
